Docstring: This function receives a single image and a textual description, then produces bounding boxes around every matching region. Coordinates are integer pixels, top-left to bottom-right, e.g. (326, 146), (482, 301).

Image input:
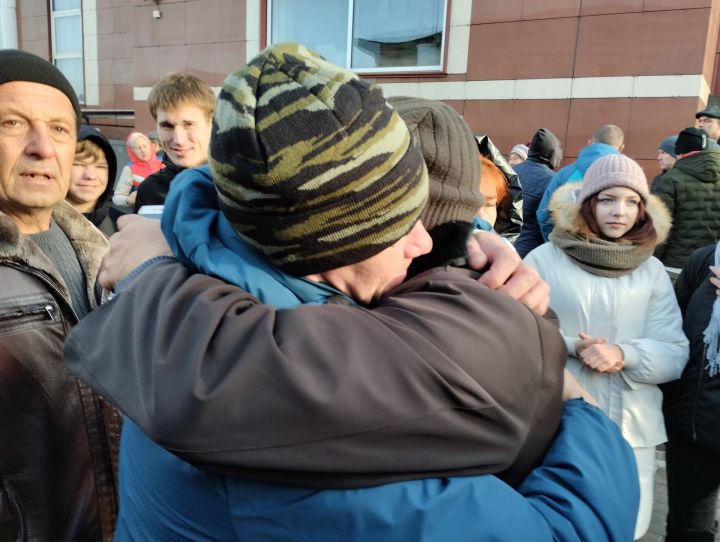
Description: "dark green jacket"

(653, 150), (720, 268)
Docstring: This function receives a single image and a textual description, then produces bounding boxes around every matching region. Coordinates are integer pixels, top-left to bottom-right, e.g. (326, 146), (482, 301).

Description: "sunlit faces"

(657, 149), (677, 171)
(594, 186), (641, 239)
(697, 116), (720, 140)
(156, 104), (212, 169)
(0, 81), (77, 229)
(68, 155), (109, 213)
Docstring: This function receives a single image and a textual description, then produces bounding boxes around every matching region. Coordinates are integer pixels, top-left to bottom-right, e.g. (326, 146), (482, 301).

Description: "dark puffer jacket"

(662, 244), (720, 452)
(0, 203), (120, 541)
(653, 150), (720, 268)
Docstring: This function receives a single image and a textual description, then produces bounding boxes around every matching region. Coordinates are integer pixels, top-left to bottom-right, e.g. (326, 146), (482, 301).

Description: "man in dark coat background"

(513, 128), (563, 257)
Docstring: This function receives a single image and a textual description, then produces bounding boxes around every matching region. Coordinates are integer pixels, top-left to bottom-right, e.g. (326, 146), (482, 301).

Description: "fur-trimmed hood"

(549, 183), (672, 246)
(0, 201), (108, 306)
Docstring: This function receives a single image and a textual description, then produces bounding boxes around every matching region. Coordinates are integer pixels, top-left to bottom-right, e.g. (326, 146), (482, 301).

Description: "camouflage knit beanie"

(388, 96), (482, 230)
(210, 43), (429, 276)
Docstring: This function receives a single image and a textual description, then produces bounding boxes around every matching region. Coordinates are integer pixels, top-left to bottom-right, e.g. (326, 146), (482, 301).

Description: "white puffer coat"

(525, 184), (689, 447)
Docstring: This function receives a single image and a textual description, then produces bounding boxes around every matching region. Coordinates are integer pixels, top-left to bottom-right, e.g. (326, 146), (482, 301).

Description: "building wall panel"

(467, 18), (579, 80)
(579, 0), (643, 16)
(574, 10), (710, 77)
(565, 98), (632, 156)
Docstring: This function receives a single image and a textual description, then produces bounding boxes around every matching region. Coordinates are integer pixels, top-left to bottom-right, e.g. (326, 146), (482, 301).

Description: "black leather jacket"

(0, 203), (120, 541)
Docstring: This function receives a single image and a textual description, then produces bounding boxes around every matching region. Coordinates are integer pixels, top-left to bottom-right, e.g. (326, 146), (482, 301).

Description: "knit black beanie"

(675, 127), (708, 156)
(0, 49), (81, 127)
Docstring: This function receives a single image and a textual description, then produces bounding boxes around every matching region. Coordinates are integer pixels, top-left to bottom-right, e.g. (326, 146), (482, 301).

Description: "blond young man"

(133, 72), (215, 211)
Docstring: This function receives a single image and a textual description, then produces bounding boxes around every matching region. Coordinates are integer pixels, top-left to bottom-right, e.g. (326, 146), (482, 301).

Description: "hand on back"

(466, 230), (550, 316)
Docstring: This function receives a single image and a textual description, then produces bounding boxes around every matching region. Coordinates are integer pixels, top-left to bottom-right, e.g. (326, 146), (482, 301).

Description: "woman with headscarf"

(524, 153), (689, 539)
(112, 131), (164, 207)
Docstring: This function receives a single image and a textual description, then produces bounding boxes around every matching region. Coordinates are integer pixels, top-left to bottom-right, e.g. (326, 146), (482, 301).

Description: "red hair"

(479, 156), (508, 202)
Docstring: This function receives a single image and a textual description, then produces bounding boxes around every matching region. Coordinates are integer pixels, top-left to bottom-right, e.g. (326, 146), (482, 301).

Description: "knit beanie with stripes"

(210, 43), (429, 276)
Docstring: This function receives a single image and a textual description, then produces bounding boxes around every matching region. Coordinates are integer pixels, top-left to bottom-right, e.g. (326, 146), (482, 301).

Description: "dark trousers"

(665, 439), (720, 542)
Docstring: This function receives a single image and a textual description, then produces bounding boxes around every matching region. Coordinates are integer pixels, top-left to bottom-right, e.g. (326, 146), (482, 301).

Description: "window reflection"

(269, 0), (446, 72)
(351, 0), (444, 69)
(55, 58), (84, 103)
(271, 0), (349, 68)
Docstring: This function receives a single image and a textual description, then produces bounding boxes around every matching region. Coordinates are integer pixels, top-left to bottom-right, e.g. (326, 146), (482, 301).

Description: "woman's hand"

(576, 332), (625, 373)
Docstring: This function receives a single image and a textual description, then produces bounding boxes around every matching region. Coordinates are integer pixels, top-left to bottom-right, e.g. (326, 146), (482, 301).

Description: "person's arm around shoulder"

(65, 264), (561, 480)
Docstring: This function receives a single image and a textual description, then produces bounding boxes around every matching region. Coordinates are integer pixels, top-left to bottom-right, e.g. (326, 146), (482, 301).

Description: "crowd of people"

(0, 42), (719, 541)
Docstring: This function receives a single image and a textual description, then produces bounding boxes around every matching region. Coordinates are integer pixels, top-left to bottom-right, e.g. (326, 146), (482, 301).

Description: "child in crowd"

(66, 125), (117, 236)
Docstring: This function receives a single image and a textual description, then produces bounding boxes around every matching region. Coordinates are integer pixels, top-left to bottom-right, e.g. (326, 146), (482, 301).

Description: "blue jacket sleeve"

(514, 189), (542, 258)
(222, 400), (639, 542)
(537, 167), (572, 241)
(537, 177), (559, 241)
(516, 399), (640, 541)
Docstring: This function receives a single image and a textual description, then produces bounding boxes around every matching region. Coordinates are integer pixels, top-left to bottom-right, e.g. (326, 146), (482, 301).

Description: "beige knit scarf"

(549, 228), (654, 278)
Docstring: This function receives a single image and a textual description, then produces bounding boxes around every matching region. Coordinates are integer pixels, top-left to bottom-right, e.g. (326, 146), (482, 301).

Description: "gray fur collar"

(549, 183), (672, 246)
(0, 201), (108, 305)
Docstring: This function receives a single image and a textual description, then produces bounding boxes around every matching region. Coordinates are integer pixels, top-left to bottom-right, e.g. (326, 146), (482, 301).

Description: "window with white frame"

(51, 0), (84, 103)
(268, 0), (447, 74)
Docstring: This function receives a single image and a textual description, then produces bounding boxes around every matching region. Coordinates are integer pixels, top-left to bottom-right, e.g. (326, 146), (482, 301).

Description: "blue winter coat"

(537, 143), (620, 241)
(512, 160), (556, 257)
(114, 166), (640, 541)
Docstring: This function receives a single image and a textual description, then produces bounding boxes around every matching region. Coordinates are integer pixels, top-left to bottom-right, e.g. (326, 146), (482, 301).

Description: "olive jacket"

(653, 150), (720, 268)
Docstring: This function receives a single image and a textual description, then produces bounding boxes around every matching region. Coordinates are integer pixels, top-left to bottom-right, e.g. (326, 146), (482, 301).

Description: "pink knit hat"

(578, 154), (649, 203)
